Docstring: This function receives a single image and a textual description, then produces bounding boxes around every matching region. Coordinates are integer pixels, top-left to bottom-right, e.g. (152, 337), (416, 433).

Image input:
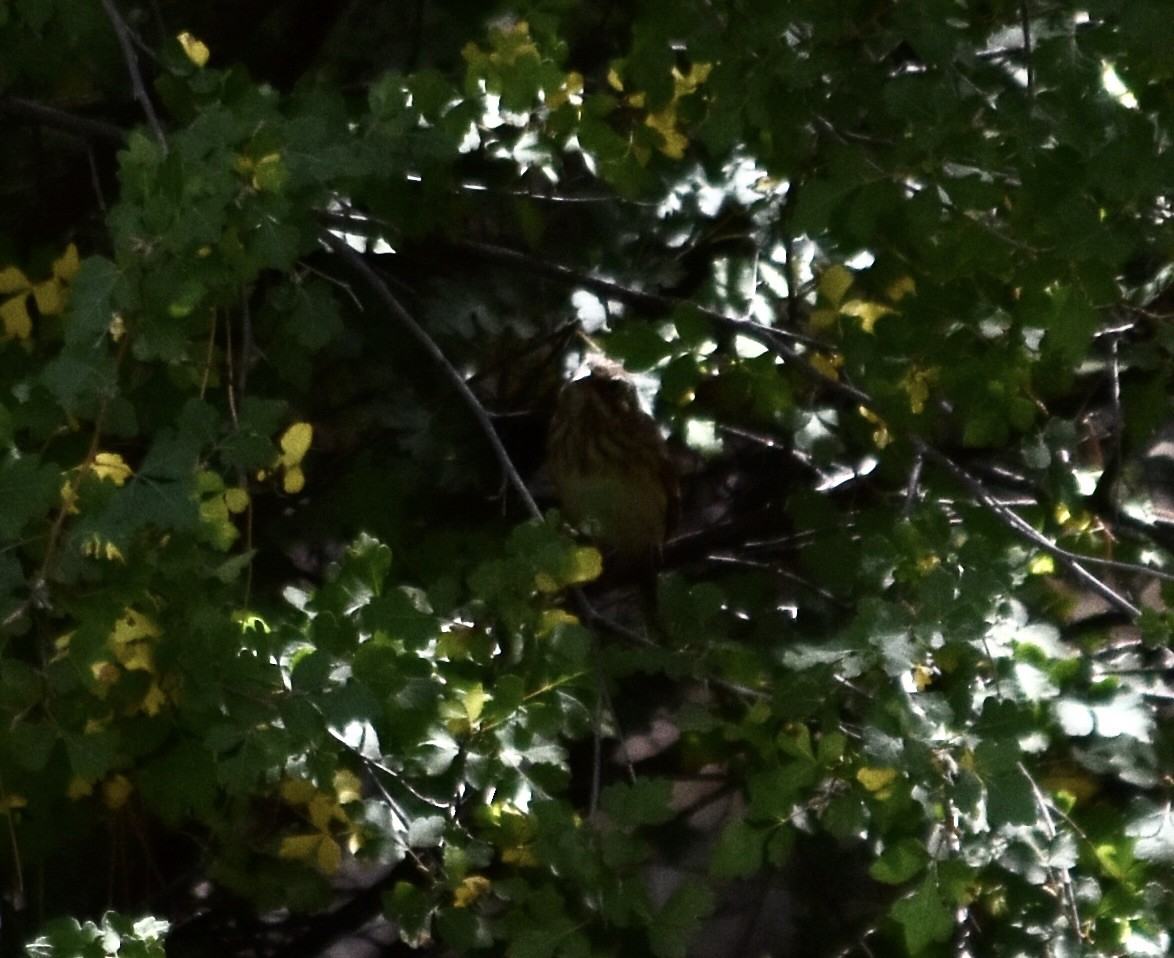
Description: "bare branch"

(453, 238), (828, 349)
(100, 0), (167, 151)
(911, 437), (1141, 617)
(0, 96), (128, 143)
(1019, 762), (1082, 933)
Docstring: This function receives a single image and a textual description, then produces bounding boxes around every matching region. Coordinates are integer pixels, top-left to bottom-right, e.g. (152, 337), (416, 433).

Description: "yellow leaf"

(109, 608), (162, 646)
(115, 642), (153, 672)
(818, 265), (854, 308)
(808, 351), (842, 381)
(139, 682), (168, 716)
(607, 67), (624, 92)
(0, 266), (29, 295)
(282, 465), (305, 494)
(899, 366), (935, 415)
(673, 62), (712, 95)
(279, 833), (322, 861)
(223, 487), (250, 513)
(463, 683), (486, 725)
(858, 406), (890, 444)
(177, 31), (210, 68)
(92, 451), (133, 485)
(886, 275), (916, 301)
(840, 298), (894, 333)
(808, 307), (838, 333)
(279, 777), (317, 805)
(1, 294), (32, 340)
(279, 422), (313, 464)
(53, 632), (74, 658)
(1029, 554), (1055, 575)
(453, 874), (492, 907)
(568, 546), (603, 585)
(645, 107), (687, 159)
(501, 844), (539, 867)
(108, 609), (160, 671)
(913, 663), (936, 691)
(333, 769), (362, 804)
(308, 792), (346, 832)
(60, 479), (80, 515)
(53, 244), (80, 282)
(100, 774), (133, 810)
(109, 313), (127, 341)
(33, 278), (66, 316)
(536, 546), (602, 594)
(67, 777), (94, 800)
(488, 20), (538, 67)
(537, 608), (579, 636)
(91, 659), (120, 691)
(316, 835), (342, 873)
(857, 766), (898, 794)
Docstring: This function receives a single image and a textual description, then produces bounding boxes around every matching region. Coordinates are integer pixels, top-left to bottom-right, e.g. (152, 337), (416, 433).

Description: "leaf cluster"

(0, 2), (1172, 958)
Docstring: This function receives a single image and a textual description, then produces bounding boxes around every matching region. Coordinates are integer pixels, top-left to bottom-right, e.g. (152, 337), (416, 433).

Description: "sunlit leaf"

(177, 31), (210, 67)
(91, 452), (133, 485)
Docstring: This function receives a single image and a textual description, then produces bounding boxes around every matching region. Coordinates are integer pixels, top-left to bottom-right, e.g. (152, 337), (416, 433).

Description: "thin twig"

(901, 451), (925, 520)
(0, 770), (25, 909)
(911, 437), (1141, 617)
(238, 291), (253, 398)
(85, 142), (109, 214)
(320, 230), (541, 521)
(0, 95), (128, 143)
(1019, 762), (1082, 934)
(100, 0), (167, 151)
(453, 238), (827, 348)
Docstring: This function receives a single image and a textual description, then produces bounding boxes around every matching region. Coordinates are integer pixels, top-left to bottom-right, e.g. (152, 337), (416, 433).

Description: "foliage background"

(0, 1), (1172, 956)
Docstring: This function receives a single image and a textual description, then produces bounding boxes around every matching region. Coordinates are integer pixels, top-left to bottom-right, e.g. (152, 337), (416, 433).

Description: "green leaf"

(891, 877), (954, 954)
(600, 778), (675, 827)
(870, 837), (928, 884)
(65, 730), (119, 781)
(384, 881), (435, 947)
(435, 905), (491, 950)
(40, 349), (118, 414)
(0, 454), (59, 541)
(709, 818), (765, 879)
(649, 879), (715, 958)
(985, 769), (1038, 828)
(65, 256), (122, 344)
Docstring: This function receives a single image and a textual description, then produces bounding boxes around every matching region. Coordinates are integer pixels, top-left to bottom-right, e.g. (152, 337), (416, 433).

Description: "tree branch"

(0, 96), (128, 143)
(911, 437), (1141, 617)
(440, 240), (1148, 619)
(100, 0), (167, 151)
(452, 238), (828, 349)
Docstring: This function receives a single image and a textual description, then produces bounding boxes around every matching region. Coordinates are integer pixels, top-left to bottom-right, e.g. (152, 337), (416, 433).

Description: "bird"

(546, 359), (679, 562)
